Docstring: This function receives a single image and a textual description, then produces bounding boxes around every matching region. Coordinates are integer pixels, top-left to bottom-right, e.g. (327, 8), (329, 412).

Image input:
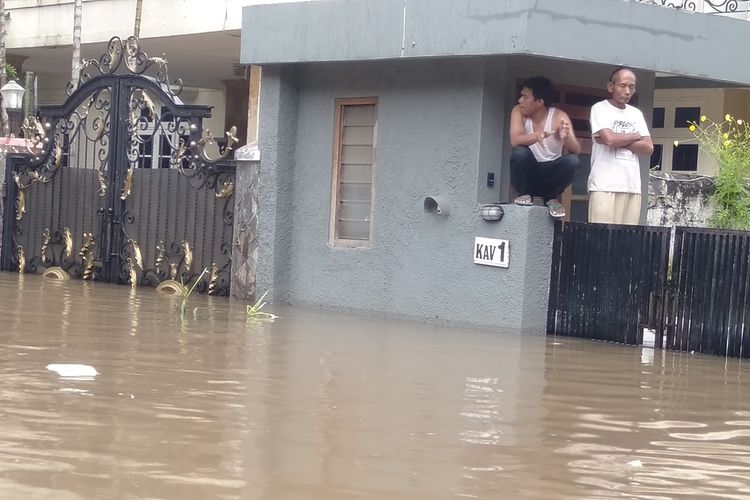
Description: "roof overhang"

(241, 0), (750, 85)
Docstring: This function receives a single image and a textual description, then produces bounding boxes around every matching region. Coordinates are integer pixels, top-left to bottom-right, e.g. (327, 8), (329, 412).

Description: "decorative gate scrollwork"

(2, 36), (237, 295)
(630, 0), (750, 14)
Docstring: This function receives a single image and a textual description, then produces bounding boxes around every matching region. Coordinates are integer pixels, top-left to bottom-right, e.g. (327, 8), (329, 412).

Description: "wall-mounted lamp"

(0, 80), (25, 110)
(480, 203), (504, 222)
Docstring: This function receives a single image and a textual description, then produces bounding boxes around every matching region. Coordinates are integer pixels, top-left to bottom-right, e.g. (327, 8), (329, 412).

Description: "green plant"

(681, 114), (750, 230)
(4, 64), (18, 82)
(179, 267), (209, 318)
(246, 290), (278, 321)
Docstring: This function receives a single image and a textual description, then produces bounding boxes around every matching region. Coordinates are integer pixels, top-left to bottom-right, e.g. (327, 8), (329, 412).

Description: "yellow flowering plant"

(679, 114), (750, 230)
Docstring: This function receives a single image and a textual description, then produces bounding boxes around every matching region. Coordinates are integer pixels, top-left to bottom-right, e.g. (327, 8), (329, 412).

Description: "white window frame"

(651, 92), (719, 175)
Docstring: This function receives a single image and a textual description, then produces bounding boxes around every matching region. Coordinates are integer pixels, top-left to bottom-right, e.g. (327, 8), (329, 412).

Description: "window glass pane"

(340, 164), (372, 183)
(672, 144), (698, 171)
(338, 220), (370, 240)
(650, 144), (663, 170)
(674, 107), (700, 128)
(339, 201), (371, 221)
(652, 107), (665, 129)
(570, 118), (590, 133)
(343, 105), (376, 126)
(339, 182), (372, 202)
(342, 126), (374, 145)
(341, 145), (373, 164)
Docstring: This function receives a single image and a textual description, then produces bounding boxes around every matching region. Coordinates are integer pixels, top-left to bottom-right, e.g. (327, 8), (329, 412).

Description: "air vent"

(232, 63), (247, 78)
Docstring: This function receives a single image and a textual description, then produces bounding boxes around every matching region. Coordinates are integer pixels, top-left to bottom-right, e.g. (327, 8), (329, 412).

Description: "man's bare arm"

(625, 135), (654, 155)
(556, 111), (581, 155)
(509, 106), (546, 147)
(594, 128), (643, 148)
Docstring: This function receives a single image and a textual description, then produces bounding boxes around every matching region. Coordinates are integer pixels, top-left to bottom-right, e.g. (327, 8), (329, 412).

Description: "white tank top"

(524, 107), (563, 162)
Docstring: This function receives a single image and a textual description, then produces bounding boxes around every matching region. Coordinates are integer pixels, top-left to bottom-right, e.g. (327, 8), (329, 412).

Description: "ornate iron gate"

(1, 36), (237, 295)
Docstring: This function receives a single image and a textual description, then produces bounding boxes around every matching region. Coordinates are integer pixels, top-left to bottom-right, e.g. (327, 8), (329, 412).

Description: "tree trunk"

(134, 0), (143, 38)
(0, 0), (9, 136)
(71, 0), (82, 90)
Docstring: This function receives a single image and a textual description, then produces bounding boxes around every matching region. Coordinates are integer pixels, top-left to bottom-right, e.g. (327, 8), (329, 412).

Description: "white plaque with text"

(473, 237), (509, 268)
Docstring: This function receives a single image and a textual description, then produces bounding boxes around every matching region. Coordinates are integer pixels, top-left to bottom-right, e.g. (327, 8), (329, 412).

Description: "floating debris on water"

(46, 364), (99, 380)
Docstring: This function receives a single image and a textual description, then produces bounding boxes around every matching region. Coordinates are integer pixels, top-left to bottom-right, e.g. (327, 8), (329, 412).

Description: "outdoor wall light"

(480, 203), (504, 222)
(424, 196), (450, 216)
(0, 80), (25, 110)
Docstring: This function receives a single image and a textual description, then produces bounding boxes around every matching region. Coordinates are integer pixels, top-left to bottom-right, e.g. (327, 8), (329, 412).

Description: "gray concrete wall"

(648, 175), (715, 227)
(256, 65), (299, 303)
(257, 57), (555, 333)
(477, 58), (507, 204)
(242, 0), (750, 85)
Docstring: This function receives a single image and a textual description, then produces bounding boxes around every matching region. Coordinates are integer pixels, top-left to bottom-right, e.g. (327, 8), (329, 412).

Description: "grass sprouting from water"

(246, 290), (278, 321)
(179, 268), (209, 318)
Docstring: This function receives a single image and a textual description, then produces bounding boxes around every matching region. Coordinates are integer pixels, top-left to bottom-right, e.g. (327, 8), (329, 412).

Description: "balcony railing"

(629, 0), (750, 19)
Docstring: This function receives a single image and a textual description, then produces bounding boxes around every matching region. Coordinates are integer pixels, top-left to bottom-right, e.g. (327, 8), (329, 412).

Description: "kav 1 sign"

(473, 237), (509, 268)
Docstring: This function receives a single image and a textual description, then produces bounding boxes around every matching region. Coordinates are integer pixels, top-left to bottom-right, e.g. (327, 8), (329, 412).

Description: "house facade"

(240, 0), (750, 331)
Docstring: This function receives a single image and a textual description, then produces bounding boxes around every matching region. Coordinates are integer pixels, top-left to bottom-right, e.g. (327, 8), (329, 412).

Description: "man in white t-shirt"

(588, 67), (653, 225)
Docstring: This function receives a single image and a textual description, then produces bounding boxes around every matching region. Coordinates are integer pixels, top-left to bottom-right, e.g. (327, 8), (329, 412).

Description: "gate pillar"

(230, 144), (260, 301)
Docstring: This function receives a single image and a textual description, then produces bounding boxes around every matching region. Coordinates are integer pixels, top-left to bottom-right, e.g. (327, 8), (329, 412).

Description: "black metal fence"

(547, 222), (671, 345)
(668, 227), (750, 357)
(548, 222), (750, 358)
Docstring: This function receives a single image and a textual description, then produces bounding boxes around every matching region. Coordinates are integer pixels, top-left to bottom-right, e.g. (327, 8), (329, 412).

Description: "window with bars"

(330, 98), (377, 245)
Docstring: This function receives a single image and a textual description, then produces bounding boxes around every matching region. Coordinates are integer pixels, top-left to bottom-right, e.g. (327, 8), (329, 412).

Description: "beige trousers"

(588, 192), (641, 225)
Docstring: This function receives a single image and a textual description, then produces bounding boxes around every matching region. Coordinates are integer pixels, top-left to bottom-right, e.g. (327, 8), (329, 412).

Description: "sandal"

(514, 194), (533, 206)
(545, 199), (566, 218)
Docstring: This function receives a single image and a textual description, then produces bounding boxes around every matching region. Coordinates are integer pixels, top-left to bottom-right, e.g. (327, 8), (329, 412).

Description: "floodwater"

(1, 275), (750, 499)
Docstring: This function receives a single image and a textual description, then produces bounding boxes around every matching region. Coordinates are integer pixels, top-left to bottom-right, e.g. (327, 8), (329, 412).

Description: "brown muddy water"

(1, 274), (750, 499)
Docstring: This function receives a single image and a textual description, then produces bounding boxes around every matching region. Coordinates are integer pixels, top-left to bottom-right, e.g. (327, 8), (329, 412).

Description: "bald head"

(606, 67), (637, 108)
(609, 67), (637, 85)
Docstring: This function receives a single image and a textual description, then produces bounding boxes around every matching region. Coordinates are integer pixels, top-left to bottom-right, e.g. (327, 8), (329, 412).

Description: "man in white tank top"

(588, 67), (653, 225)
(509, 77), (582, 218)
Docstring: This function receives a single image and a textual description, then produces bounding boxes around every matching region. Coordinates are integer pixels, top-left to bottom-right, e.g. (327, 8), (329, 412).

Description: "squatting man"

(509, 76), (581, 219)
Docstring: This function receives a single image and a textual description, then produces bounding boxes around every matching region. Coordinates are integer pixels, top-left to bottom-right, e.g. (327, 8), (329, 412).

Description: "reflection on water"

(1, 274), (750, 499)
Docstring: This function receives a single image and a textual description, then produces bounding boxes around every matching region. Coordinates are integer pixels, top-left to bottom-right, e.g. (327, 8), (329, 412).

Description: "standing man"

(588, 67), (653, 225)
(509, 76), (581, 219)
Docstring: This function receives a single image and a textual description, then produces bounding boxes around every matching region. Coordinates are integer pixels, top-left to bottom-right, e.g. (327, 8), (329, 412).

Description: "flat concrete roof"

(241, 0), (750, 85)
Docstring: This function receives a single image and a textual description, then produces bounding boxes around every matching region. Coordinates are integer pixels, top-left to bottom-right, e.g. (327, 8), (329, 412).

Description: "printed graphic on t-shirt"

(611, 119), (637, 161)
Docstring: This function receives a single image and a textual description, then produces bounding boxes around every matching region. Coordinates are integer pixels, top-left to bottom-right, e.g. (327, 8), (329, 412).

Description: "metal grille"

(547, 222), (671, 344)
(669, 227), (750, 357)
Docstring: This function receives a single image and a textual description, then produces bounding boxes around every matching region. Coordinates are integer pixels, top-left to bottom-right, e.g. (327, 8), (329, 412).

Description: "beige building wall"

(654, 86), (750, 176)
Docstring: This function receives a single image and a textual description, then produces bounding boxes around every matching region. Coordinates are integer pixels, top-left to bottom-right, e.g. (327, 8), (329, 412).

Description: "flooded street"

(1, 274), (750, 499)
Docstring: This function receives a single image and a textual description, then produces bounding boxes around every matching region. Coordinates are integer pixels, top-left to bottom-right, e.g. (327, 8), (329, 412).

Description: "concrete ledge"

(242, 0), (750, 85)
